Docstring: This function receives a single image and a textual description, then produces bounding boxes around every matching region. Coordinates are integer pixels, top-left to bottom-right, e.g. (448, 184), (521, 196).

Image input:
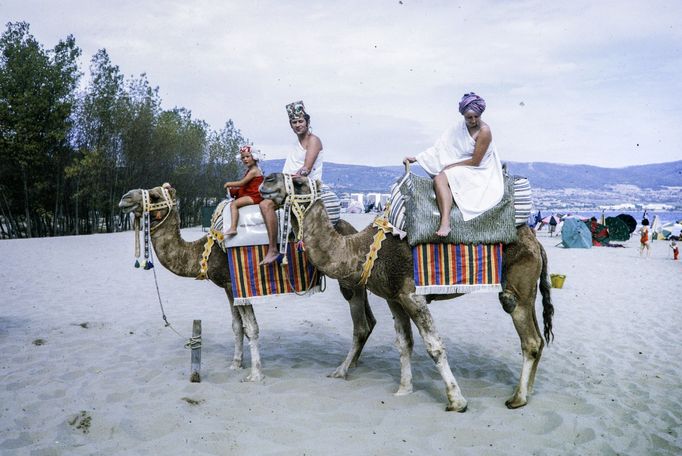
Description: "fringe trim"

(414, 284), (502, 295)
(233, 286), (323, 306)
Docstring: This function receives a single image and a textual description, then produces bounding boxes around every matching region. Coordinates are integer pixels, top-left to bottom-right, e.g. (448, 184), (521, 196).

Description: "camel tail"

(539, 243), (554, 344)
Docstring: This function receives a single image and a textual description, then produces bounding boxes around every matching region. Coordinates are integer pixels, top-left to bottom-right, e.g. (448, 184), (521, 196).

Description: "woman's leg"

(433, 172), (453, 236)
(225, 196), (255, 235)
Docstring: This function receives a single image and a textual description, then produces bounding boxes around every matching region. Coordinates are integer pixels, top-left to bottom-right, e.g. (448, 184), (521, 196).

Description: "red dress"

(229, 175), (264, 204)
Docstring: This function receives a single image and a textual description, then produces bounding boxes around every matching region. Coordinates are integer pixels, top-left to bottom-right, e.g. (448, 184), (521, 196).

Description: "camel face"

(118, 189), (144, 217)
(260, 173), (315, 207)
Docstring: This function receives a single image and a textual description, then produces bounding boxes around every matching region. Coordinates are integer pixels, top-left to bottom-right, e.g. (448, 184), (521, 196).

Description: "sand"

(1, 214), (681, 455)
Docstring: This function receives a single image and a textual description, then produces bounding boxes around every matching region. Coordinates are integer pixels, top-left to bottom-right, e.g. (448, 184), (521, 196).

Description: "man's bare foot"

(435, 226), (451, 237)
(259, 250), (280, 266)
(224, 229), (237, 236)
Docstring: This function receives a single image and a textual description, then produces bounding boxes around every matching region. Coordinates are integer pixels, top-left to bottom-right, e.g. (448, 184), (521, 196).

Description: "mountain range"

(261, 159), (682, 193)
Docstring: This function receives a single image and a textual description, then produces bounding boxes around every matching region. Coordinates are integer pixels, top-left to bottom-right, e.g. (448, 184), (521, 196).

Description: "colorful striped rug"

(227, 243), (322, 305)
(413, 243), (503, 294)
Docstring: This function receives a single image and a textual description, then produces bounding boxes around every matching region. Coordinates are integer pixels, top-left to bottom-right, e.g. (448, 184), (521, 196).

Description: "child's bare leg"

(433, 172), (452, 237)
(226, 196), (254, 235)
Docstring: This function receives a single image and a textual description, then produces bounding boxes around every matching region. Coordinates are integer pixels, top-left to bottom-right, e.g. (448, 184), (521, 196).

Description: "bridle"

(141, 187), (176, 232)
(133, 186), (177, 269)
(277, 174), (319, 264)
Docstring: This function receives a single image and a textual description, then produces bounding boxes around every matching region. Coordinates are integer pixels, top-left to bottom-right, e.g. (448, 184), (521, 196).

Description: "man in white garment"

(404, 92), (503, 236)
(259, 100), (324, 265)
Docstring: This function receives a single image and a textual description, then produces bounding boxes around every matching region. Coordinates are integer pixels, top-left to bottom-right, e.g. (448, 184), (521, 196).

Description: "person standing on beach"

(639, 218), (651, 257)
(259, 100), (323, 265)
(403, 92), (503, 236)
(670, 239), (679, 260)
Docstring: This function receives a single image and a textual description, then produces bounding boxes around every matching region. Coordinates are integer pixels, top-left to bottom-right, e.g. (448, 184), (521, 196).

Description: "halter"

(133, 186), (177, 269)
(278, 174), (319, 264)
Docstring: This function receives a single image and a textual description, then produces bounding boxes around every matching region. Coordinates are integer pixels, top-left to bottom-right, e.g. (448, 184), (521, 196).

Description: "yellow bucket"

(550, 274), (566, 289)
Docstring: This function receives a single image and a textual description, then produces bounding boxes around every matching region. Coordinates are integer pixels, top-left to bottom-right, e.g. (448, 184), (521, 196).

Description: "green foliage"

(0, 21), (244, 237)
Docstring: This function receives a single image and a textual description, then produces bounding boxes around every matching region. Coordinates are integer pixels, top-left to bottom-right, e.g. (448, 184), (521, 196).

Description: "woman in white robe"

(404, 92), (503, 235)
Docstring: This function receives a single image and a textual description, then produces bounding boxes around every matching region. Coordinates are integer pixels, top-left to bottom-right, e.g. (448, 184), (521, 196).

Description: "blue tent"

(561, 217), (592, 249)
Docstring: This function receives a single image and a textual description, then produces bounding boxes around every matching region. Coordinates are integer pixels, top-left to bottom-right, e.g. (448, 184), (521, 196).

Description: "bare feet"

(435, 226), (451, 237)
(259, 249), (280, 266)
(224, 229), (237, 236)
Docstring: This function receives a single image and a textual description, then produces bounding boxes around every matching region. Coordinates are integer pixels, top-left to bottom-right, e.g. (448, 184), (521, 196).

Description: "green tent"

(616, 213), (637, 233)
(605, 216), (630, 242)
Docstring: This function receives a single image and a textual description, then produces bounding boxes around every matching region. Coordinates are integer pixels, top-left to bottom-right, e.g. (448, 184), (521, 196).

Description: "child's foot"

(435, 226), (451, 237)
(224, 229), (238, 236)
(259, 250), (280, 266)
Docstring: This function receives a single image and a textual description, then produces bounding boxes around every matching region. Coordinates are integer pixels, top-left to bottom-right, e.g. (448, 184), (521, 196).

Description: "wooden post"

(190, 319), (201, 383)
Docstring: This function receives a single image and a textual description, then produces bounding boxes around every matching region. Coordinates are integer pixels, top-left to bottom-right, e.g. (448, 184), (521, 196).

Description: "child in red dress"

(223, 145), (264, 236)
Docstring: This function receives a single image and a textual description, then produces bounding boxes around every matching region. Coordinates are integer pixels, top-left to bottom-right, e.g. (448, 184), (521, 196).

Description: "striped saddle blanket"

(227, 243), (322, 305)
(413, 243), (503, 295)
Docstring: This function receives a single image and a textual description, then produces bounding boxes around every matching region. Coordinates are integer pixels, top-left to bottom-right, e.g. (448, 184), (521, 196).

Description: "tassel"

(296, 240), (305, 251)
(147, 262), (154, 269)
(134, 259), (140, 268)
(280, 254), (287, 266)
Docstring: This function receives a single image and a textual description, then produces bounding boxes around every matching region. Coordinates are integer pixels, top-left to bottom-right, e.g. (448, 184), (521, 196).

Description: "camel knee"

(498, 290), (517, 314)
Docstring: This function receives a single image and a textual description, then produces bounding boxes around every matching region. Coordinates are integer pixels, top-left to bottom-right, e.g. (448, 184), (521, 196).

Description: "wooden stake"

(190, 319), (201, 383)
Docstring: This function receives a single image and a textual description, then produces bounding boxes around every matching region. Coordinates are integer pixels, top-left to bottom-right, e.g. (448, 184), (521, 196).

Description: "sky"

(3, 0), (682, 168)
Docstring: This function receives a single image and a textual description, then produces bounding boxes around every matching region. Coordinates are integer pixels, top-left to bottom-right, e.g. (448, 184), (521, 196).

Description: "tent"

(661, 222), (682, 239)
(616, 213), (637, 233)
(605, 216), (630, 242)
(561, 217), (592, 248)
(585, 219), (610, 246)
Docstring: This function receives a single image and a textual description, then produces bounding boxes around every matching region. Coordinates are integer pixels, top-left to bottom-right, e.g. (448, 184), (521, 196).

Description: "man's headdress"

(286, 100), (307, 121)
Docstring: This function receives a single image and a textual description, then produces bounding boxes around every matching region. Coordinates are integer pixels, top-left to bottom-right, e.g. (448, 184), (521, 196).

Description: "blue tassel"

(147, 261), (154, 269)
(134, 259), (140, 268)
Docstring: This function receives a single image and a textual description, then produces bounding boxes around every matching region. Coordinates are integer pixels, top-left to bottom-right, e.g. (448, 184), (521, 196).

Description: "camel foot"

(498, 290), (517, 314)
(505, 396), (528, 409)
(435, 227), (451, 237)
(394, 385), (413, 396)
(327, 367), (348, 379)
(229, 359), (243, 370)
(242, 371), (264, 382)
(445, 402), (468, 413)
(259, 251), (280, 266)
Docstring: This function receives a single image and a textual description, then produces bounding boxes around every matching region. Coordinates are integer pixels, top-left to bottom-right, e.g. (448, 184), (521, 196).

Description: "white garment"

(416, 119), (503, 221)
(282, 141), (323, 180)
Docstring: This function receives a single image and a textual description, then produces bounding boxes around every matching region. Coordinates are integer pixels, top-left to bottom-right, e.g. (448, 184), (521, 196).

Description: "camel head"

(260, 173), (320, 207)
(118, 184), (178, 228)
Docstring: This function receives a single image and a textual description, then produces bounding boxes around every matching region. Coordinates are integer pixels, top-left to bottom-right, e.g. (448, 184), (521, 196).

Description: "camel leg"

(329, 285), (376, 379)
(400, 293), (468, 412)
(226, 293), (245, 369)
(505, 286), (544, 409)
(236, 304), (263, 382)
(386, 298), (414, 396)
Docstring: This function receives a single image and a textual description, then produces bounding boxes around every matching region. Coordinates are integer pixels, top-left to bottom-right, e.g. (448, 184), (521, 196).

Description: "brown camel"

(260, 173), (554, 411)
(118, 185), (376, 382)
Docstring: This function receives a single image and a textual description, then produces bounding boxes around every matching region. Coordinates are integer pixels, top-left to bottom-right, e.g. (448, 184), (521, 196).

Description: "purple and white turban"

(458, 92), (486, 115)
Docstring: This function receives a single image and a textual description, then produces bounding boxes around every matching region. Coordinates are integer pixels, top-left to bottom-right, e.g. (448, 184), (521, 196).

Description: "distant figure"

(671, 239), (679, 260)
(223, 145), (264, 236)
(548, 216), (558, 237)
(639, 218), (651, 257)
(403, 92), (503, 236)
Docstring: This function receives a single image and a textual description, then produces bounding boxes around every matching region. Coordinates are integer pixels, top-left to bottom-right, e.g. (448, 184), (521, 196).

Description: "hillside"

(261, 159), (682, 193)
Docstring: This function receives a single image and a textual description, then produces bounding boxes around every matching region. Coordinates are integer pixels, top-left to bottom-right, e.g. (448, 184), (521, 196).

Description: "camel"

(118, 185), (376, 382)
(260, 173), (554, 411)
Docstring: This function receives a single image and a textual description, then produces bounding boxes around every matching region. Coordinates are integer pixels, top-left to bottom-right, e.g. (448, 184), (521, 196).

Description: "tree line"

(0, 21), (245, 238)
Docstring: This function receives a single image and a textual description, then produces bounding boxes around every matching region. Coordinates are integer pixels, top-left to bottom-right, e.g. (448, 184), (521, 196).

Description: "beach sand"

(1, 214), (681, 455)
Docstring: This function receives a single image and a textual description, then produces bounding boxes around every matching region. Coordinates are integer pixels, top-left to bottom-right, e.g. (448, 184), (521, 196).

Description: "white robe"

(416, 120), (503, 221)
(283, 142), (323, 181)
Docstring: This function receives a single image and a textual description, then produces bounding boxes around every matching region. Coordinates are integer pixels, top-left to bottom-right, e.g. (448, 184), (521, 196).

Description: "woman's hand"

(403, 156), (416, 165)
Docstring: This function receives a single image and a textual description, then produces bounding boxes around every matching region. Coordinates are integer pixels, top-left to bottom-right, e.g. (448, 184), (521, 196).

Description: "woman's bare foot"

(435, 226), (451, 237)
(224, 229), (238, 236)
(259, 249), (280, 266)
